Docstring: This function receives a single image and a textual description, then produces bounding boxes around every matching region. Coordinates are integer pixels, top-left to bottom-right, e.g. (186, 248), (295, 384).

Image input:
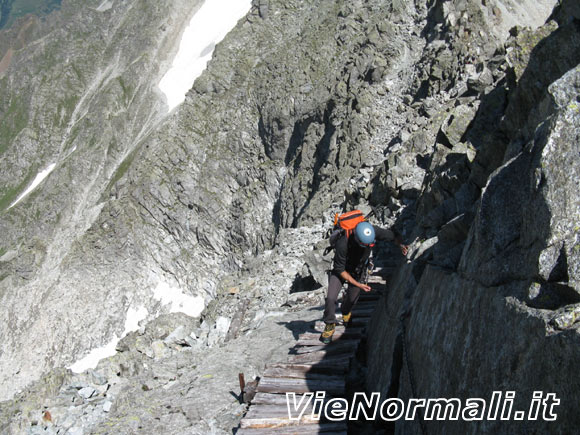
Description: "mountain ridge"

(1, 0), (578, 433)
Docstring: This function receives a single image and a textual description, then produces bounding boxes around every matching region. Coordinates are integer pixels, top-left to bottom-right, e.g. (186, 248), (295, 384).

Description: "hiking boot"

(341, 312), (352, 325)
(320, 323), (335, 344)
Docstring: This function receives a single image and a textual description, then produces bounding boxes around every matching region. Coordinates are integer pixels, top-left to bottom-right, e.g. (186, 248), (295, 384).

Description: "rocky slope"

(0, 0), (202, 398)
(1, 0), (578, 433)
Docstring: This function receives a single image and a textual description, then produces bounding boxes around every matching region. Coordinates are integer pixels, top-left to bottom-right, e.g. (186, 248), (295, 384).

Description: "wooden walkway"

(237, 275), (387, 434)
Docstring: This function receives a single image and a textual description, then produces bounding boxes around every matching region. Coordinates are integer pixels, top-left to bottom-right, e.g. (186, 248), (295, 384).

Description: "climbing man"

(320, 219), (408, 344)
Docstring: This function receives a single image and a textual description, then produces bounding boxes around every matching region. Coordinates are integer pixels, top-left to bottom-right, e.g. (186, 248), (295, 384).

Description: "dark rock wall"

(366, 3), (580, 433)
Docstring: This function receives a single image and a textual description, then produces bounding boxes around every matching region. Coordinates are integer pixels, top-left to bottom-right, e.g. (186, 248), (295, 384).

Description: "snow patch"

(9, 163), (56, 209)
(158, 0), (252, 111)
(96, 0), (113, 12)
(123, 306), (149, 336)
(68, 279), (203, 374)
(68, 339), (117, 374)
(152, 281), (205, 318)
(69, 306), (148, 373)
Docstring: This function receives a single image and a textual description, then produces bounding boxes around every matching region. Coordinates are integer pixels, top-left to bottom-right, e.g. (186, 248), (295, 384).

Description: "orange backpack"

(333, 210), (366, 238)
(324, 210), (368, 255)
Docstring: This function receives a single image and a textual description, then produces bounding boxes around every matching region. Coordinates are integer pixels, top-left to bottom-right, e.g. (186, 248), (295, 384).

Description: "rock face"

(366, 2), (580, 433)
(0, 0), (578, 433)
(0, 0), (202, 398)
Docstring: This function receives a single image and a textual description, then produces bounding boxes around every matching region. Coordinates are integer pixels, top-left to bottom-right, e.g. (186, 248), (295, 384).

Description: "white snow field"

(9, 163), (57, 209)
(68, 280), (205, 373)
(152, 280), (205, 318)
(69, 306), (148, 373)
(159, 0), (252, 111)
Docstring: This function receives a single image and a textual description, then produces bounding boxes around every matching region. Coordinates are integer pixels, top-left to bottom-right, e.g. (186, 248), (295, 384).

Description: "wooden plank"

(256, 376), (345, 394)
(266, 360), (349, 373)
(241, 401), (347, 428)
(297, 329), (363, 343)
(240, 410), (319, 429)
(240, 394), (347, 431)
(244, 404), (317, 418)
(357, 293), (381, 300)
(262, 367), (344, 381)
(350, 308), (374, 317)
(352, 301), (377, 308)
(353, 297), (377, 303)
(296, 338), (360, 347)
(295, 338), (360, 347)
(294, 340), (359, 355)
(312, 323), (347, 333)
(252, 392), (300, 406)
(357, 294), (381, 298)
(344, 318), (369, 327)
(256, 376), (345, 395)
(356, 298), (380, 304)
(251, 392), (336, 406)
(287, 351), (352, 365)
(225, 298), (250, 341)
(237, 422), (347, 434)
(313, 319), (368, 332)
(242, 404), (320, 424)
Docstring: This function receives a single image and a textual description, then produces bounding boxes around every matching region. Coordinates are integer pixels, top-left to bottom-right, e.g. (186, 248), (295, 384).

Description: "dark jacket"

(331, 225), (396, 278)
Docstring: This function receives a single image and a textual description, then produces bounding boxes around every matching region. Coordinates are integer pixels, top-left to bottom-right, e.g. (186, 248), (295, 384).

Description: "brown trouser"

(323, 272), (361, 324)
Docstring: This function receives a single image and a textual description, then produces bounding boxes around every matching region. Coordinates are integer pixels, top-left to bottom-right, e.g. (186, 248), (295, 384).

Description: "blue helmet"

(354, 222), (375, 247)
